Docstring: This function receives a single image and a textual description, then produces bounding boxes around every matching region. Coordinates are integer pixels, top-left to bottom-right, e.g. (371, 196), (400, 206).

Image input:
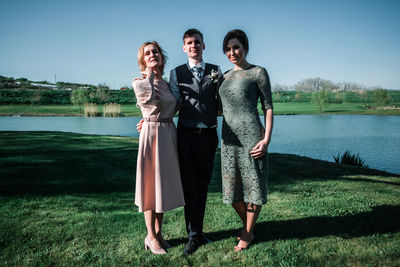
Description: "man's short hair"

(183, 28), (204, 43)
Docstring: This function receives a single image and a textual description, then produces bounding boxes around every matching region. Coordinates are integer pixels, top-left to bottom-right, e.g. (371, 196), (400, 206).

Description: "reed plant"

(333, 150), (368, 168)
(84, 103), (100, 117)
(103, 102), (122, 117)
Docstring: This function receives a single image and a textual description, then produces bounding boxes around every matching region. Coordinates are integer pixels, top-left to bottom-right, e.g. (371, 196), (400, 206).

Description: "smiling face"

(143, 44), (162, 70)
(183, 33), (205, 61)
(225, 38), (247, 66)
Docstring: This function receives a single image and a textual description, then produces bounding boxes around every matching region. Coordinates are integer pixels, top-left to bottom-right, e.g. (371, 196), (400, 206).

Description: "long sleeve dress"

(219, 65), (273, 205)
(132, 74), (185, 212)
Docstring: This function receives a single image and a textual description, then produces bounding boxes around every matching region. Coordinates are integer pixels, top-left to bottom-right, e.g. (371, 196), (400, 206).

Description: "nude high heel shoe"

(144, 236), (167, 255)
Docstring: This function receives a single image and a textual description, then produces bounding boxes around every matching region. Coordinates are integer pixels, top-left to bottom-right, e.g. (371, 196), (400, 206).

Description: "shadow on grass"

(0, 131), (137, 195)
(1, 132), (399, 196)
(205, 204), (400, 243)
(208, 153), (400, 193)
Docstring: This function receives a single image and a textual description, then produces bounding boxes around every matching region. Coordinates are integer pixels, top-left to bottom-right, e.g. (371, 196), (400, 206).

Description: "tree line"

(0, 89), (136, 105)
(273, 77), (385, 92)
(271, 77), (397, 112)
(1, 75), (398, 113)
(0, 75), (135, 106)
(0, 75), (102, 90)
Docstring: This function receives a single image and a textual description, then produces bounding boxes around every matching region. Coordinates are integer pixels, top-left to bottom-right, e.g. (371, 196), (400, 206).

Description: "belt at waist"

(178, 124), (216, 134)
(143, 117), (173, 122)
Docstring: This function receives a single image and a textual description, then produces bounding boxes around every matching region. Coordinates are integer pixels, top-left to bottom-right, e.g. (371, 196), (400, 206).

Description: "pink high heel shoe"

(144, 236), (167, 255)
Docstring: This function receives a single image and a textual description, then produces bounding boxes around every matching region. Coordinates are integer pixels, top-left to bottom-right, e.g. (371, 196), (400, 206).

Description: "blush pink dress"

(132, 74), (185, 213)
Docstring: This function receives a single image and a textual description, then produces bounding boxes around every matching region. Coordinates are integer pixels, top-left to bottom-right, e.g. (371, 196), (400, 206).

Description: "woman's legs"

(154, 212), (169, 246)
(244, 203), (261, 234)
(232, 201), (247, 227)
(144, 210), (163, 249)
(234, 202), (262, 251)
(154, 212), (164, 236)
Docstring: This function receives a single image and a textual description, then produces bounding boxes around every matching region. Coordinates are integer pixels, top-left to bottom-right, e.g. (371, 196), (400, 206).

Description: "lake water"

(1, 115), (399, 175)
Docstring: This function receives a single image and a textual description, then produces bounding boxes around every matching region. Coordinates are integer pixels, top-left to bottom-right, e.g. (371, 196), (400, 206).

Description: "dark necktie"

(192, 66), (202, 82)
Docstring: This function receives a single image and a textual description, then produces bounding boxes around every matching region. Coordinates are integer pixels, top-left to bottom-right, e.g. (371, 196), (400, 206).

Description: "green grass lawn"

(0, 105), (142, 117)
(0, 105), (83, 116)
(270, 102), (400, 115)
(1, 132), (400, 266)
(1, 102), (399, 117)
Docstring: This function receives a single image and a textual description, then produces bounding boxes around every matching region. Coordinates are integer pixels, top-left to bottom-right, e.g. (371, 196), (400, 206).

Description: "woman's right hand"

(137, 118), (144, 132)
(140, 68), (154, 79)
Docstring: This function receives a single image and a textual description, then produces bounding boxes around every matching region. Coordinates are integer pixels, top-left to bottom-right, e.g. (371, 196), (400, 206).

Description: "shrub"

(103, 103), (123, 117)
(71, 89), (89, 114)
(333, 150), (368, 168)
(294, 91), (304, 102)
(0, 89), (136, 105)
(84, 103), (101, 117)
(344, 91), (360, 103)
(333, 92), (344, 104)
(311, 89), (330, 112)
(372, 89), (391, 106)
(30, 90), (42, 105)
(109, 90), (136, 104)
(273, 92), (283, 102)
(0, 89), (72, 104)
(358, 91), (368, 103)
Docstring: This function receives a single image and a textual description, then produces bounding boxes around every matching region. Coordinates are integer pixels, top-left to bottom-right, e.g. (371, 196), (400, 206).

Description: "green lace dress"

(219, 65), (273, 205)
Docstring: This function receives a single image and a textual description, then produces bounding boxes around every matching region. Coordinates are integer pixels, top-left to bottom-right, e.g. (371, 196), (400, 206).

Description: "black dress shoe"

(183, 238), (200, 255)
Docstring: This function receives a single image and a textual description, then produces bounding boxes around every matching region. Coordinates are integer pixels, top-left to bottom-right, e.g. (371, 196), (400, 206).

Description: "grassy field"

(0, 104), (142, 117)
(1, 131), (400, 266)
(272, 102), (400, 115)
(1, 102), (399, 116)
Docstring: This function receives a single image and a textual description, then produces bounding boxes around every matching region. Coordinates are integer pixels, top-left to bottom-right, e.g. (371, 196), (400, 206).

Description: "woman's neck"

(154, 73), (163, 80)
(151, 68), (163, 80)
(233, 60), (251, 71)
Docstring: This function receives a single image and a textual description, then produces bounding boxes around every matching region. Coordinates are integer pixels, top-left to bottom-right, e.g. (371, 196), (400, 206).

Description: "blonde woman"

(132, 41), (185, 255)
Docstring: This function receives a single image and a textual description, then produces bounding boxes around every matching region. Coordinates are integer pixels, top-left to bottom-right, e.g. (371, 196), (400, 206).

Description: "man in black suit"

(169, 28), (222, 255)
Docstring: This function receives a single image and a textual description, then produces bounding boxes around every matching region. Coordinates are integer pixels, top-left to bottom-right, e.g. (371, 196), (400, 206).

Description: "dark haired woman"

(219, 30), (274, 251)
(132, 41), (185, 255)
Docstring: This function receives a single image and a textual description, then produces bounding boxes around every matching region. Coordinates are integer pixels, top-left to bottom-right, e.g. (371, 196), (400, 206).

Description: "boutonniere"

(209, 69), (218, 83)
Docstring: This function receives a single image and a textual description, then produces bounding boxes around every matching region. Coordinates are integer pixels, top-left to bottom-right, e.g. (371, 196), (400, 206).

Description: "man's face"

(183, 34), (205, 61)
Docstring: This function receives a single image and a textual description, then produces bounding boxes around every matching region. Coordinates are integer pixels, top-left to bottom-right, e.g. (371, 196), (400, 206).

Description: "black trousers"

(177, 125), (218, 239)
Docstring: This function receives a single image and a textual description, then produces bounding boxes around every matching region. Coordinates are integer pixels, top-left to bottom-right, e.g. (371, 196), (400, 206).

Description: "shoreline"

(1, 112), (399, 117)
(1, 102), (399, 116)
(0, 130), (399, 175)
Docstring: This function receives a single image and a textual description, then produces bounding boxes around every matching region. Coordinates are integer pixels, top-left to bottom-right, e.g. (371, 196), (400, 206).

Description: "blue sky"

(1, 0), (399, 89)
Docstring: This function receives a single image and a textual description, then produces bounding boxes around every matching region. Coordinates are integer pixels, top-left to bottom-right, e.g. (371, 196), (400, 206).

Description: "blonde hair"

(137, 41), (167, 74)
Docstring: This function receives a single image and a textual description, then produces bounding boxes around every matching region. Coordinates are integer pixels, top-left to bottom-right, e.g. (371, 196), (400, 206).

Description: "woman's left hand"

(250, 139), (269, 159)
